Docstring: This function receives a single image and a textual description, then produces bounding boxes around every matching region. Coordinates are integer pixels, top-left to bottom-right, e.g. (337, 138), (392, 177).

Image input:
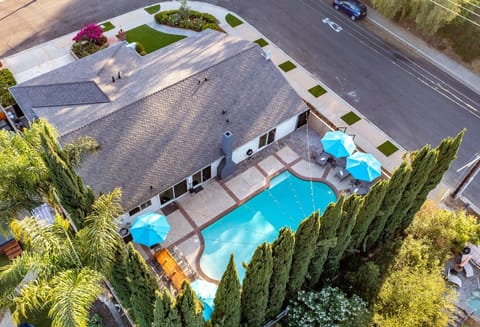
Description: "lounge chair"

(447, 271), (462, 288)
(464, 262), (474, 278)
(316, 151), (331, 166)
(335, 168), (351, 181)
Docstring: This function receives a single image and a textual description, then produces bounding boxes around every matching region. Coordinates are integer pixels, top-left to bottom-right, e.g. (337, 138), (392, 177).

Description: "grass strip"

(308, 85), (327, 98)
(279, 60), (296, 72)
(145, 4), (161, 14)
(226, 13), (243, 27)
(126, 25), (186, 54)
(254, 38), (269, 47)
(377, 141), (399, 157)
(100, 21), (115, 32)
(341, 111), (361, 125)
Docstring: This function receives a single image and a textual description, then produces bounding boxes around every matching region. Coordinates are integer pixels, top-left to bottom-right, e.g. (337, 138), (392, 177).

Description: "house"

(10, 30), (309, 221)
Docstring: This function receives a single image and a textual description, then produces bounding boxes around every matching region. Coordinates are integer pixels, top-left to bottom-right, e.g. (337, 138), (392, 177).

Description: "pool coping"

(171, 152), (340, 283)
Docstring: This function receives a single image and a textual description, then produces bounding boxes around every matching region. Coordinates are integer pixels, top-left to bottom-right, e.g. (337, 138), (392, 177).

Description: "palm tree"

(0, 189), (123, 327)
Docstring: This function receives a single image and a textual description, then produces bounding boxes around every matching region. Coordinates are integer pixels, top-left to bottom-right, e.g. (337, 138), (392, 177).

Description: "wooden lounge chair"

(464, 262), (474, 278)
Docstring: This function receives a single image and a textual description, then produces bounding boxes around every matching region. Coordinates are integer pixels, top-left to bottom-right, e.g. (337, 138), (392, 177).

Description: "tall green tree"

(404, 131), (463, 227)
(176, 281), (205, 327)
(0, 190), (123, 327)
(385, 146), (438, 240)
(364, 162), (412, 251)
(241, 242), (273, 327)
(39, 123), (94, 228)
(153, 290), (182, 327)
(0, 126), (50, 232)
(307, 196), (345, 288)
(108, 245), (131, 310)
(287, 212), (320, 298)
(125, 242), (158, 327)
(323, 194), (361, 278)
(266, 228), (295, 320)
(210, 254), (241, 327)
(349, 181), (388, 252)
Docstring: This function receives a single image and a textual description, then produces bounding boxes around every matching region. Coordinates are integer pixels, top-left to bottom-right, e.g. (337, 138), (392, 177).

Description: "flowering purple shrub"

(72, 23), (104, 43)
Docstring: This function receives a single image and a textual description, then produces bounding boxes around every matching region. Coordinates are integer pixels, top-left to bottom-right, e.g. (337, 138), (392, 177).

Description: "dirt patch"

(90, 299), (130, 327)
(362, 8), (480, 76)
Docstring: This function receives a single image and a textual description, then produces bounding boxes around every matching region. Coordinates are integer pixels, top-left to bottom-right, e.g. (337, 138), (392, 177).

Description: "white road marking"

(322, 17), (343, 32)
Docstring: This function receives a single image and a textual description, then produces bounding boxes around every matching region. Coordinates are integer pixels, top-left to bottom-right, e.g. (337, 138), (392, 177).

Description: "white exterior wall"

(210, 157), (222, 177)
(232, 115), (299, 163)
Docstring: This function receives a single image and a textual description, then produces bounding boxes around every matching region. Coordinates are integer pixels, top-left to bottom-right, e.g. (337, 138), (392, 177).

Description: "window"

(160, 188), (174, 205)
(193, 171), (202, 186)
(174, 180), (188, 197)
(296, 111), (309, 129)
(140, 200), (152, 210)
(128, 207), (140, 216)
(258, 128), (276, 149)
(202, 166), (211, 181)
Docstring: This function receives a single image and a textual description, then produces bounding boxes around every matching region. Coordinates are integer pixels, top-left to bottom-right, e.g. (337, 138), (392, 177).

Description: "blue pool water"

(200, 170), (337, 281)
(468, 296), (480, 312)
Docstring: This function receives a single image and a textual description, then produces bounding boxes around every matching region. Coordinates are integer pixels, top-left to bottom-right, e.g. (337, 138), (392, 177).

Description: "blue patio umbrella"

(321, 131), (356, 158)
(191, 279), (217, 320)
(346, 152), (382, 182)
(130, 212), (170, 247)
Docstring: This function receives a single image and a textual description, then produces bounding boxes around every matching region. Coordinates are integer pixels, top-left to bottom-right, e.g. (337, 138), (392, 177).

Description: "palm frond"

(0, 252), (42, 298)
(49, 268), (104, 327)
(11, 279), (51, 324)
(77, 189), (123, 272)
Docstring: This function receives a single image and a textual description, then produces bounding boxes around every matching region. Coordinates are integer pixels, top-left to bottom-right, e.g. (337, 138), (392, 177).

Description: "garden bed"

(0, 68), (17, 107)
(155, 10), (222, 32)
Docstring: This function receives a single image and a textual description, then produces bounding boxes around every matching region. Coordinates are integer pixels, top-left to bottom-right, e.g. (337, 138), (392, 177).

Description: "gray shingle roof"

(12, 82), (109, 107)
(14, 30), (308, 210)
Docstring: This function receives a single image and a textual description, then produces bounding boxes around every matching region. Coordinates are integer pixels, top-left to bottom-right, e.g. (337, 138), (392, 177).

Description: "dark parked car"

(333, 0), (367, 20)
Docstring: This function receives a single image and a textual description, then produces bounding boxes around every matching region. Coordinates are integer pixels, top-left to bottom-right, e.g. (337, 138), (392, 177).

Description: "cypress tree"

(404, 131), (464, 226)
(287, 212), (320, 298)
(323, 194), (361, 279)
(349, 181), (388, 252)
(307, 196), (345, 288)
(241, 243), (273, 327)
(153, 289), (181, 327)
(364, 162), (412, 252)
(39, 126), (94, 228)
(384, 146), (438, 240)
(266, 228), (295, 320)
(176, 281), (205, 327)
(108, 245), (131, 310)
(125, 243), (158, 327)
(211, 254), (241, 327)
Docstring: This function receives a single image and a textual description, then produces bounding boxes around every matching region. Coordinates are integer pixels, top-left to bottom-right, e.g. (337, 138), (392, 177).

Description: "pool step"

(448, 307), (468, 327)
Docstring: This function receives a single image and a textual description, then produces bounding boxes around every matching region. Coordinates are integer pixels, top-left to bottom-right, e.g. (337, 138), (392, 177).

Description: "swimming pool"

(200, 170), (337, 281)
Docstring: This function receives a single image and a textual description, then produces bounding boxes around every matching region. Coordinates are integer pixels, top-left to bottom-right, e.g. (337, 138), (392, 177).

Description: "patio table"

(155, 248), (190, 290)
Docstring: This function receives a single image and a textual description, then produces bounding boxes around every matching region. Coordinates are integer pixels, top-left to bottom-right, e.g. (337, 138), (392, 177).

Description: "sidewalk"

(3, 1), (478, 198)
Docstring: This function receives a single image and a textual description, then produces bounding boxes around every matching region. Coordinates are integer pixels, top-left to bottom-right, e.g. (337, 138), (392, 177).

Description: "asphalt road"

(0, 0), (479, 204)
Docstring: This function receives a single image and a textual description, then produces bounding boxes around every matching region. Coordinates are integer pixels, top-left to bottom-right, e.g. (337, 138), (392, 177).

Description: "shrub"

(63, 136), (100, 167)
(73, 23), (105, 43)
(88, 314), (103, 327)
(0, 69), (17, 107)
(154, 9), (221, 32)
(135, 42), (147, 56)
(288, 288), (370, 327)
(72, 41), (108, 58)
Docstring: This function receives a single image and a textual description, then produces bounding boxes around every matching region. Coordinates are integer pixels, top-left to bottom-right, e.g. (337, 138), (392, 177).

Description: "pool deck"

(152, 125), (359, 283)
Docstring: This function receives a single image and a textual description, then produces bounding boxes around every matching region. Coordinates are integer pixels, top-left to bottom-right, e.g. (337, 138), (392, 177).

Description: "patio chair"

(316, 151), (331, 166)
(464, 262), (474, 278)
(447, 271), (463, 288)
(334, 168), (351, 181)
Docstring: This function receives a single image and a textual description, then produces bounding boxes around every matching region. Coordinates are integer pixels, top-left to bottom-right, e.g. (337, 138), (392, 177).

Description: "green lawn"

(377, 140), (399, 157)
(99, 21), (115, 32)
(144, 4), (161, 14)
(279, 60), (296, 72)
(126, 25), (186, 54)
(225, 13), (243, 27)
(254, 38), (269, 47)
(308, 85), (327, 98)
(341, 111), (361, 125)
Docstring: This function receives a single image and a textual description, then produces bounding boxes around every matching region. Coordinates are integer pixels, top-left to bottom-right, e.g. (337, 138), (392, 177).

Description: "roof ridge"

(61, 42), (258, 138)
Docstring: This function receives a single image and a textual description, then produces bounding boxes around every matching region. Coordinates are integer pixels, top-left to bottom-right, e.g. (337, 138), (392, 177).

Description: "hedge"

(0, 69), (17, 107)
(154, 10), (222, 32)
